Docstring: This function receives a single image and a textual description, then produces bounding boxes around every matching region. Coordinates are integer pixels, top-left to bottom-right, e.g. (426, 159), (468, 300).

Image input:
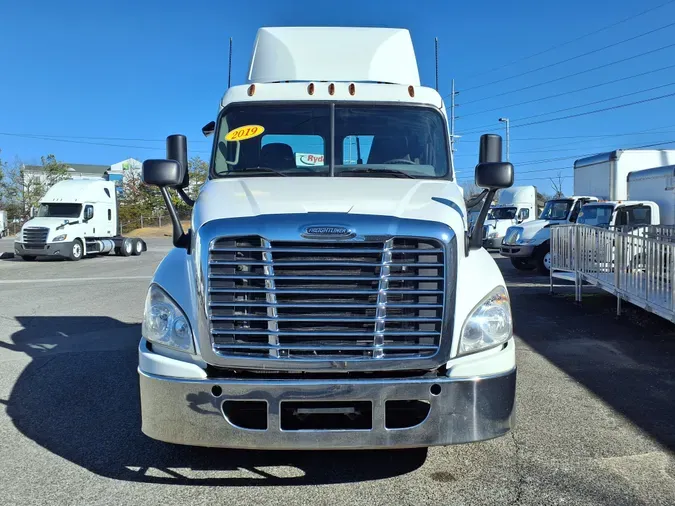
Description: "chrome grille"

(207, 236), (446, 361)
(22, 227), (49, 248)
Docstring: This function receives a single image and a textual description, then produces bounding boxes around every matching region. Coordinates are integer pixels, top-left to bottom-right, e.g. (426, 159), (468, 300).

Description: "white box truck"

(573, 149), (675, 200)
(136, 26), (517, 450)
(14, 179), (146, 261)
(501, 149), (675, 274)
(627, 165), (675, 225)
(482, 185), (537, 249)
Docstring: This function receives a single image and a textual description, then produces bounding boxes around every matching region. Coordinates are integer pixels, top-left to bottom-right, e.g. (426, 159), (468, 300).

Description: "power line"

(0, 132), (212, 154)
(462, 90), (675, 136)
(459, 41), (675, 106)
(458, 0), (675, 82)
(460, 63), (675, 118)
(456, 138), (675, 180)
(461, 82), (675, 134)
(459, 20), (675, 93)
(0, 132), (210, 143)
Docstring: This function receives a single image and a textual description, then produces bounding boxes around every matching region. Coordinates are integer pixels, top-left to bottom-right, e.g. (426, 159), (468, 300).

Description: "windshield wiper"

(224, 167), (288, 177)
(337, 168), (415, 179)
(56, 220), (79, 230)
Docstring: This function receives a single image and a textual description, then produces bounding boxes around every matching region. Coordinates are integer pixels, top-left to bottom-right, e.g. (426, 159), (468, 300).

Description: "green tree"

(40, 154), (70, 188)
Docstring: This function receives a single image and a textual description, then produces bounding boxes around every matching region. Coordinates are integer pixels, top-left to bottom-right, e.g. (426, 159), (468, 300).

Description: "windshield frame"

(576, 204), (614, 228)
(539, 199), (573, 220)
(489, 207), (518, 220)
(37, 203), (83, 219)
(209, 100), (454, 181)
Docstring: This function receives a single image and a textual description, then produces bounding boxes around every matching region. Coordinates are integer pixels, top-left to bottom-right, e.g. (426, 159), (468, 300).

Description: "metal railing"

(550, 224), (675, 322)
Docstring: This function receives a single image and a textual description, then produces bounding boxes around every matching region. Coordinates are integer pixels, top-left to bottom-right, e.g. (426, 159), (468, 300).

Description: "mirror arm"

(176, 187), (195, 207)
(159, 186), (191, 251)
(467, 189), (497, 254)
(465, 189), (489, 209)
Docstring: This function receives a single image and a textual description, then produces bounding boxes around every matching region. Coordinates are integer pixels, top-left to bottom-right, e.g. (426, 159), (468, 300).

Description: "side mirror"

(167, 134), (188, 189)
(142, 159), (184, 187)
(475, 162), (514, 190)
(84, 206), (94, 221)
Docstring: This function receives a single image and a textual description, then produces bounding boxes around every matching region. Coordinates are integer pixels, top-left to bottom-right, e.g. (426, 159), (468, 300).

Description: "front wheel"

(510, 258), (535, 271)
(536, 243), (551, 275)
(69, 239), (83, 261)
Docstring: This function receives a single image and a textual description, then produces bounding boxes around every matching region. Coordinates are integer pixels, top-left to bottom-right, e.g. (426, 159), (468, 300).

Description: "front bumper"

(14, 241), (74, 258)
(483, 237), (503, 249)
(500, 244), (535, 258)
(139, 364), (516, 450)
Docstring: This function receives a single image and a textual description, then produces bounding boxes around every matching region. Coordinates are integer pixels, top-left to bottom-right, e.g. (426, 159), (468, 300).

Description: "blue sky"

(2, 0), (675, 195)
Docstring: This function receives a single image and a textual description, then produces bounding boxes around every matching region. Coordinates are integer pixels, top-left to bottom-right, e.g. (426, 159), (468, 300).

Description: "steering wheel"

(381, 158), (417, 165)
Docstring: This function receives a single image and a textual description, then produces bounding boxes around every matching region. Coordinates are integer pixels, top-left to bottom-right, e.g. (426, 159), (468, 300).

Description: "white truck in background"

(501, 149), (675, 274)
(137, 26), (517, 450)
(0, 210), (7, 238)
(482, 185), (537, 249)
(627, 165), (675, 225)
(14, 179), (146, 261)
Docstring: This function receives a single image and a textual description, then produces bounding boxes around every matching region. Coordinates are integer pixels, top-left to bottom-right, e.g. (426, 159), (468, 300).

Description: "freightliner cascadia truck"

(138, 26), (516, 449)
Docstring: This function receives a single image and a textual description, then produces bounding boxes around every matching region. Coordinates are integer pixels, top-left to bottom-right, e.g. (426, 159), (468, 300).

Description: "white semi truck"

(137, 26), (517, 450)
(14, 179), (146, 261)
(501, 149), (675, 274)
(482, 185), (537, 249)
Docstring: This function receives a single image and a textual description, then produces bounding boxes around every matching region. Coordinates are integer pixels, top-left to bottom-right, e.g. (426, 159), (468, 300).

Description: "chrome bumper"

(139, 367), (516, 450)
(500, 244), (535, 258)
(14, 241), (73, 258)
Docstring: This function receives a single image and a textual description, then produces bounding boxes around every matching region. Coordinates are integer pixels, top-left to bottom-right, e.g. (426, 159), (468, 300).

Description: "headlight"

(142, 284), (195, 353)
(52, 234), (67, 242)
(459, 286), (512, 355)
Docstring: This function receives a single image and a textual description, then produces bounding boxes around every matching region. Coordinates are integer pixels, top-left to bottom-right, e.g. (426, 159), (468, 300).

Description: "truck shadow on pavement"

(3, 316), (427, 486)
(499, 256), (675, 453)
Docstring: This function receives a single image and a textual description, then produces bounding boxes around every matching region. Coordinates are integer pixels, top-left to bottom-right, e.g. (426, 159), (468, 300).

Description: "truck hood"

(514, 218), (566, 240)
(193, 177), (467, 229)
(21, 217), (78, 231)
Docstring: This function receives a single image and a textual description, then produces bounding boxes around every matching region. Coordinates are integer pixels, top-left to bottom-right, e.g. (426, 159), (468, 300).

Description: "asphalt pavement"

(1, 237), (674, 505)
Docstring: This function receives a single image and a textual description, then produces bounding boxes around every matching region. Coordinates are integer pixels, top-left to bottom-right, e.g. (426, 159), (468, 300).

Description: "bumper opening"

(385, 400), (431, 429)
(222, 400), (268, 430)
(280, 401), (373, 431)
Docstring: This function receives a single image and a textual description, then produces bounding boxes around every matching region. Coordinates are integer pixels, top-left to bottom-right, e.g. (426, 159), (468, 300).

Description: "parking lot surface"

(1, 237), (674, 505)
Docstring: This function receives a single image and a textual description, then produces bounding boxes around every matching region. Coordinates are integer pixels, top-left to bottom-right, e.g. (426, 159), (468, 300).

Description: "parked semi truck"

(14, 179), (146, 261)
(501, 149), (675, 274)
(137, 26), (517, 450)
(482, 185), (537, 249)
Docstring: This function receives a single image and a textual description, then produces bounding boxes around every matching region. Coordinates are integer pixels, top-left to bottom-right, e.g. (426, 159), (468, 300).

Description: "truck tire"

(536, 242), (551, 275)
(120, 238), (133, 257)
(510, 258), (534, 271)
(69, 239), (84, 261)
(21, 255), (37, 261)
(132, 238), (143, 256)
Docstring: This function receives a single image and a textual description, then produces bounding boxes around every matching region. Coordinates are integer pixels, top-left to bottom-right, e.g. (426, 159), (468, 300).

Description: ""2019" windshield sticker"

(225, 125), (265, 141)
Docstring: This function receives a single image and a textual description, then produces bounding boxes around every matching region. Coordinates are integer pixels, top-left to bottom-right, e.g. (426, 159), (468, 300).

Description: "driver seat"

(367, 135), (411, 164)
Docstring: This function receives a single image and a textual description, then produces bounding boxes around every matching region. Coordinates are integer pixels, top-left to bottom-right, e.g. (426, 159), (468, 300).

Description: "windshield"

(540, 200), (573, 220)
(490, 207), (517, 220)
(37, 203), (82, 218)
(577, 205), (613, 228)
(213, 104), (450, 179)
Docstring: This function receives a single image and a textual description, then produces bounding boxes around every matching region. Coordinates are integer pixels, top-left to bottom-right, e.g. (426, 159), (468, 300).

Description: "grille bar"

(208, 235), (446, 361)
(22, 227), (49, 245)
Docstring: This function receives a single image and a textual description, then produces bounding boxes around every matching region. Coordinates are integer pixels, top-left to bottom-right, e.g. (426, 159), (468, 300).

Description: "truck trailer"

(0, 210), (7, 238)
(14, 179), (146, 261)
(136, 26), (517, 450)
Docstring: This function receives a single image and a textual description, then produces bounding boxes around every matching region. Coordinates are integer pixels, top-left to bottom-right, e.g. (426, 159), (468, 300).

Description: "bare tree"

(549, 172), (566, 198)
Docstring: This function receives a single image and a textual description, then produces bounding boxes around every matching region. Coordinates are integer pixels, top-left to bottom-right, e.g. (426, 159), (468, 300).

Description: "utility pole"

(434, 38), (439, 92)
(499, 117), (510, 161)
(227, 37), (233, 89)
(450, 79), (459, 152)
